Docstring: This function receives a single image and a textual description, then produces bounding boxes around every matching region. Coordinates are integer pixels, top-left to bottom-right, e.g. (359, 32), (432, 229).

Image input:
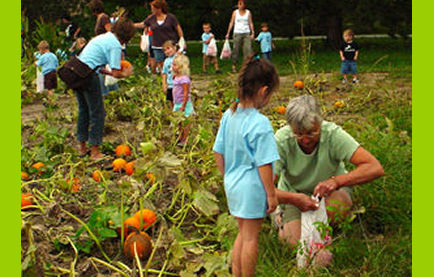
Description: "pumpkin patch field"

(21, 48), (411, 276)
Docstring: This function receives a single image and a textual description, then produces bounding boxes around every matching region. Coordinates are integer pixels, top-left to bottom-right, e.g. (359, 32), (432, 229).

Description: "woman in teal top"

(274, 95), (384, 254)
(74, 19), (135, 160)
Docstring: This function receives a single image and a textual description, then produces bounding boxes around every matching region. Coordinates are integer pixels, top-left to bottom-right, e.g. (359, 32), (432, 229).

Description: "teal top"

(274, 121), (360, 194)
(35, 52), (58, 75)
(213, 108), (280, 218)
(78, 32), (122, 70)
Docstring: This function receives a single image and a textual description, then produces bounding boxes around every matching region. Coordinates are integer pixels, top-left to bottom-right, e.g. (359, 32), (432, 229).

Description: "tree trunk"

(326, 14), (343, 50)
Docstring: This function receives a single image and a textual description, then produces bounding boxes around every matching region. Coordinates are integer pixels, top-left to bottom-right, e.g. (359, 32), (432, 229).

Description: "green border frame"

(7, 0), (20, 276)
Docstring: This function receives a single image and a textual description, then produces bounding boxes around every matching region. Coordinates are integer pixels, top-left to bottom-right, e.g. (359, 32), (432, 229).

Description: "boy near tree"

(339, 29), (359, 83)
(201, 23), (221, 74)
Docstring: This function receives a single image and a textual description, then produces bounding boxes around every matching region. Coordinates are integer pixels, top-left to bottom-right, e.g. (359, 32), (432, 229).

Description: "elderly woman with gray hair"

(273, 95), (384, 251)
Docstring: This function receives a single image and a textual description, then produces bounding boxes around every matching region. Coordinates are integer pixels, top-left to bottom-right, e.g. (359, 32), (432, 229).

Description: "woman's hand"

(294, 193), (319, 212)
(225, 34), (229, 39)
(313, 178), (339, 198)
(266, 194), (278, 213)
(99, 67), (111, 75)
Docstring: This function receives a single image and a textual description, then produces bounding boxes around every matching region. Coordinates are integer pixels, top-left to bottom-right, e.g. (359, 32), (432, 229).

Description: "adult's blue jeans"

(74, 73), (105, 146)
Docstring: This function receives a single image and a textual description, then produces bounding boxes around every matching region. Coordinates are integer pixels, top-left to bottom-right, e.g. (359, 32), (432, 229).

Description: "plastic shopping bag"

(36, 67), (44, 93)
(296, 196), (331, 268)
(220, 39), (232, 60)
(140, 30), (149, 53)
(104, 65), (119, 87)
(206, 38), (218, 57)
(178, 37), (186, 53)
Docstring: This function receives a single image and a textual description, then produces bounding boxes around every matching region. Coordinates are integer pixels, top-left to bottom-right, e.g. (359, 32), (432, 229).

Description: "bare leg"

(325, 189), (352, 225)
(232, 221), (243, 277)
(279, 219), (301, 246)
(235, 217), (263, 277)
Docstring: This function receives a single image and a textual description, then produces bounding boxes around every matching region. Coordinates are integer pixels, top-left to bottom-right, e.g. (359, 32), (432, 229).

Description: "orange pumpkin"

(21, 193), (33, 208)
(334, 101), (344, 108)
(125, 161), (135, 176)
(123, 231), (153, 260)
(112, 158), (127, 172)
(293, 80), (304, 90)
(21, 171), (29, 180)
(67, 177), (81, 192)
(115, 144), (132, 157)
(121, 60), (132, 70)
(146, 172), (155, 184)
(92, 170), (103, 182)
(32, 162), (46, 170)
(275, 106), (286, 115)
(133, 209), (157, 229)
(117, 216), (141, 237)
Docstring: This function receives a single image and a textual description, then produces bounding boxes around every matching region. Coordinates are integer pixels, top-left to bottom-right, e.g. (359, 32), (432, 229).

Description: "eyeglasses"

(293, 130), (320, 139)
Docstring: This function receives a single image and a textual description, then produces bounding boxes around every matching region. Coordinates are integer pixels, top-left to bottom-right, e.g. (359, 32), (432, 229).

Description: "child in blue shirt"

(256, 23), (274, 60)
(213, 54), (280, 276)
(201, 23), (221, 74)
(162, 40), (177, 109)
(34, 40), (58, 95)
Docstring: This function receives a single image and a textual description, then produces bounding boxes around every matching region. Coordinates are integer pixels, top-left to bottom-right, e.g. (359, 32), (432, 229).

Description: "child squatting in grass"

(213, 54), (280, 277)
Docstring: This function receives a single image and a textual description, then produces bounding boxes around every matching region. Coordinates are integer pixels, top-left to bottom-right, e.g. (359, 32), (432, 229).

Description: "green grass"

(126, 37), (412, 76)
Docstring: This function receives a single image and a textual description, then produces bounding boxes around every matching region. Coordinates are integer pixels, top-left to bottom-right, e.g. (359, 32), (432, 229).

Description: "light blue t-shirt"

(162, 54), (176, 88)
(213, 108), (280, 219)
(256, 31), (272, 53)
(78, 32), (122, 70)
(201, 32), (212, 54)
(35, 52), (58, 75)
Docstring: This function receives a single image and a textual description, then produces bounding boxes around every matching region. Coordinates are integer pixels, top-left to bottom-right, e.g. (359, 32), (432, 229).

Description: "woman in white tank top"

(225, 0), (254, 72)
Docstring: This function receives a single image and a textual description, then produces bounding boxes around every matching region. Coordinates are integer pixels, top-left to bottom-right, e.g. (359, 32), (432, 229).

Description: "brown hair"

(203, 22), (211, 28)
(151, 0), (168, 14)
(162, 40), (177, 49)
(38, 40), (49, 50)
(230, 54), (279, 113)
(261, 22), (268, 28)
(343, 29), (355, 37)
(112, 18), (136, 44)
(88, 0), (104, 14)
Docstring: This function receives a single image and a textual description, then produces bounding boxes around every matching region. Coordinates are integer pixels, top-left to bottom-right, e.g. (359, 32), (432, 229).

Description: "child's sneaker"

(232, 65), (237, 73)
(342, 79), (348, 84)
(352, 78), (359, 84)
(215, 70), (222, 74)
(156, 66), (160, 74)
(145, 65), (151, 73)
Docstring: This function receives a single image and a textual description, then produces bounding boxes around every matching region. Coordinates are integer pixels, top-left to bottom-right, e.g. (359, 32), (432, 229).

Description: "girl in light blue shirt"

(213, 54), (280, 276)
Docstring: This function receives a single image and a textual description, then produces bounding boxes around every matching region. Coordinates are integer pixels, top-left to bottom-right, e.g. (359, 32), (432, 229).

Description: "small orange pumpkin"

(112, 158), (127, 172)
(121, 60), (132, 70)
(92, 170), (103, 182)
(21, 193), (33, 208)
(125, 161), (135, 176)
(275, 106), (286, 115)
(21, 171), (29, 180)
(117, 216), (141, 237)
(115, 144), (132, 157)
(123, 231), (153, 260)
(32, 162), (46, 170)
(145, 172), (155, 184)
(67, 177), (81, 192)
(334, 101), (344, 108)
(133, 209), (157, 229)
(293, 80), (304, 90)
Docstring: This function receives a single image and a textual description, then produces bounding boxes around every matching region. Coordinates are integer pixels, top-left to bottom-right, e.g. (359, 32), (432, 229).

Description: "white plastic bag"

(178, 37), (186, 53)
(296, 196), (330, 268)
(140, 29), (149, 53)
(104, 65), (119, 87)
(220, 39), (232, 60)
(206, 38), (218, 57)
(36, 67), (44, 93)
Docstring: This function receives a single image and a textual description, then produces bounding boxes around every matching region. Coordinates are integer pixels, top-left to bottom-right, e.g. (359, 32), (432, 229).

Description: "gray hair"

(286, 95), (323, 130)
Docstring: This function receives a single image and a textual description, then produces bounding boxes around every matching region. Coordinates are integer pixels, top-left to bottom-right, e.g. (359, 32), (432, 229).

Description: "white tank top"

(234, 9), (250, 34)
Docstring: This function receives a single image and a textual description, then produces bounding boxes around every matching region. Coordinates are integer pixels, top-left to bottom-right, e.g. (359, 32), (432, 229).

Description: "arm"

(248, 11), (255, 39)
(204, 34), (214, 45)
(258, 164), (277, 213)
(176, 24), (184, 39)
(162, 74), (167, 92)
(354, 50), (359, 61)
(73, 27), (81, 40)
(214, 152), (225, 176)
(180, 83), (189, 111)
(339, 50), (345, 61)
(313, 146), (384, 197)
(134, 22), (145, 29)
(225, 11), (236, 39)
(103, 67), (133, 78)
